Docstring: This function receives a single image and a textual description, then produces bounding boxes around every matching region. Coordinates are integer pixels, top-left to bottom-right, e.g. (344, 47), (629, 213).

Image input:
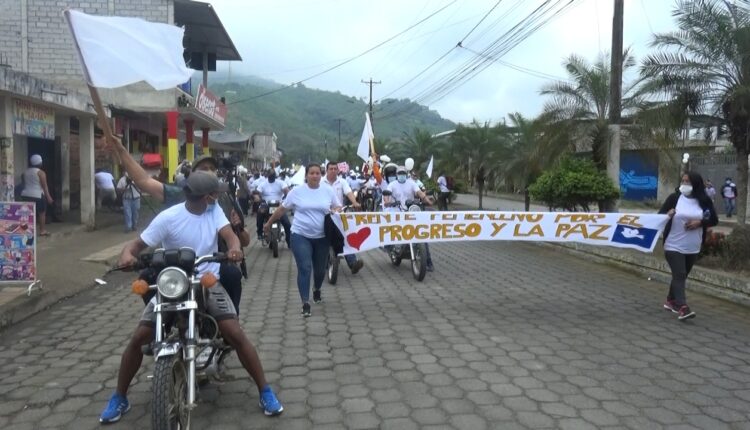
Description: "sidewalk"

(452, 192), (749, 305)
(0, 207), (156, 330)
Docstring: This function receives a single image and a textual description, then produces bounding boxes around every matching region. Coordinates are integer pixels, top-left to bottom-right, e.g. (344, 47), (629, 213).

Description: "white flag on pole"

(290, 166), (306, 186)
(357, 112), (374, 162)
(425, 155), (434, 178)
(64, 10), (192, 90)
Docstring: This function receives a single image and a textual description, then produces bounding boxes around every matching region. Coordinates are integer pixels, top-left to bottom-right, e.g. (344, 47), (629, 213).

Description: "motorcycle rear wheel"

(152, 355), (190, 430)
(326, 248), (339, 285)
(412, 244), (427, 282)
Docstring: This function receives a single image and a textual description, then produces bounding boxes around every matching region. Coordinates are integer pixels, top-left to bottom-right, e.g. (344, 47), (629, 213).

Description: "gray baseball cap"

(184, 171), (227, 196)
(191, 155), (219, 171)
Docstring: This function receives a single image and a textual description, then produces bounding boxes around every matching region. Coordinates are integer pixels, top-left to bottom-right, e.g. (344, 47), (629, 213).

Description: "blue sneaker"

(99, 392), (130, 423)
(259, 385), (283, 416)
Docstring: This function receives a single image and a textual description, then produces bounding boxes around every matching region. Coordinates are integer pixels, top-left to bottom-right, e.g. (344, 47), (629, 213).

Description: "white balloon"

(405, 158), (415, 171)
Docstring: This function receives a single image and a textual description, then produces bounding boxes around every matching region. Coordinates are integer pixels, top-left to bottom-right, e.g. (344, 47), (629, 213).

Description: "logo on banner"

(346, 227), (371, 250)
(610, 225), (658, 249)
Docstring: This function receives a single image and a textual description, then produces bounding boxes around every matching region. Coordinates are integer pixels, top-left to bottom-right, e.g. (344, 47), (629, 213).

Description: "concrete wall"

(0, 0), (171, 90)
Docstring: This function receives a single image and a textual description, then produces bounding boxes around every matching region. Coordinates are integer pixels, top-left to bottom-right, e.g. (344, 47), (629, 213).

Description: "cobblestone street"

(1, 239), (749, 429)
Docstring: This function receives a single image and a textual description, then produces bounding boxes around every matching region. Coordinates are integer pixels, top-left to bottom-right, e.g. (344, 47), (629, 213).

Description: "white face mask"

(679, 184), (693, 196)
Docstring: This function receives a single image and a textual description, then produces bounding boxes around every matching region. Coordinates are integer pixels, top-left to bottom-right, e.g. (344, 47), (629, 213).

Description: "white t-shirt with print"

(387, 179), (421, 205)
(140, 203), (229, 277)
(283, 184), (336, 238)
(322, 176), (352, 207)
(258, 180), (286, 202)
(664, 195), (704, 254)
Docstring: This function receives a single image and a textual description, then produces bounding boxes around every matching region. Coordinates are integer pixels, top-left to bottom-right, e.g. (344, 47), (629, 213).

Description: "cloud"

(209, 0), (677, 123)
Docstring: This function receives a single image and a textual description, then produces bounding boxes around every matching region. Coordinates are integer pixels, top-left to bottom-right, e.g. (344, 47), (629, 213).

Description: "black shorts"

(20, 196), (46, 214)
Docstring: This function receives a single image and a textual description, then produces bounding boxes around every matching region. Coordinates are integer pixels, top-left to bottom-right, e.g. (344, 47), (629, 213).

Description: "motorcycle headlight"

(156, 267), (190, 299)
(408, 204), (422, 212)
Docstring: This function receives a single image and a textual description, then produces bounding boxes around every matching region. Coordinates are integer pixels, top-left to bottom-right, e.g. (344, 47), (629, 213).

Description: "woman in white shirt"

(264, 164), (337, 317)
(20, 154), (54, 236)
(658, 172), (718, 321)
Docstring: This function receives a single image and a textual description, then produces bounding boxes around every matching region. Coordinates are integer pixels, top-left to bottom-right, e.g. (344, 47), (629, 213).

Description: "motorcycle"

(124, 248), (233, 430)
(382, 190), (429, 282)
(258, 200), (283, 258)
(326, 205), (353, 285)
(358, 186), (377, 212)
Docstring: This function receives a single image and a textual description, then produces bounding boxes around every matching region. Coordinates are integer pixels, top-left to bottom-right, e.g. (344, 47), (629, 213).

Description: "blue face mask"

(397, 174), (407, 184)
(206, 196), (218, 214)
(387, 176), (396, 184)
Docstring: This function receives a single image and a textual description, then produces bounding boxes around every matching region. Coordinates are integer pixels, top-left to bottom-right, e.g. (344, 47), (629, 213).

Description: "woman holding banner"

(658, 172), (718, 321)
(264, 164), (337, 317)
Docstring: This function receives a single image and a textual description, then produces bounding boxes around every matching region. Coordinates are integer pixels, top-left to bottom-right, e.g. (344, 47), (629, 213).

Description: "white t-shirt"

(252, 177), (267, 191)
(437, 175), (449, 193)
(322, 176), (352, 207)
(387, 179), (421, 205)
(117, 176), (142, 199)
(283, 184), (336, 238)
(95, 172), (116, 190)
(258, 180), (286, 202)
(140, 203), (229, 277)
(347, 176), (361, 191)
(664, 195), (704, 254)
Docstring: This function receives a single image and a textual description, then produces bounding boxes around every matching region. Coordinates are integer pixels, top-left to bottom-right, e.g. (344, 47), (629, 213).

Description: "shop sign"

(195, 85), (227, 126)
(13, 99), (55, 140)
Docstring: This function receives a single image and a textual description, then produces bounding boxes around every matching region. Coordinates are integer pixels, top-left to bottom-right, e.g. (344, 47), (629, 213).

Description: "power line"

(227, 0), (456, 106)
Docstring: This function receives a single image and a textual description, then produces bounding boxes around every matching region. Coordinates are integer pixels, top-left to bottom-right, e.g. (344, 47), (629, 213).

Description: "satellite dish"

(405, 158), (415, 171)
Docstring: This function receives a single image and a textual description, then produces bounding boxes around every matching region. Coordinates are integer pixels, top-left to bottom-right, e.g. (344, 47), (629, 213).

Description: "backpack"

(445, 176), (455, 191)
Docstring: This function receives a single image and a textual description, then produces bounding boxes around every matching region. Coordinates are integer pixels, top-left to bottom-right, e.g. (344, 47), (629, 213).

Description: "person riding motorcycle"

(384, 166), (435, 272)
(256, 170), (291, 246)
(99, 172), (282, 423)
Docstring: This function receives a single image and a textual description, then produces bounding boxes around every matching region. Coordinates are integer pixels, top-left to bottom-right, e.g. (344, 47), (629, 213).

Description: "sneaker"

(678, 305), (696, 321)
(99, 392), (130, 423)
(302, 302), (311, 317)
(258, 385), (284, 416)
(350, 259), (364, 274)
(313, 289), (322, 304)
(257, 233), (263, 241)
(663, 300), (678, 313)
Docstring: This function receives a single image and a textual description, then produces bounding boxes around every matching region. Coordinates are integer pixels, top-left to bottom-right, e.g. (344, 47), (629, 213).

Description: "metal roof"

(174, 0), (242, 62)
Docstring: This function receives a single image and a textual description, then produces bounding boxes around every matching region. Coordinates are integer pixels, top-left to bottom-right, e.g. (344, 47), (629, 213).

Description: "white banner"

(333, 211), (670, 254)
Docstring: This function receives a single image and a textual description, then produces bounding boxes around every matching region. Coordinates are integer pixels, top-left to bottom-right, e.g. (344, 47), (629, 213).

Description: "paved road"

(1, 238), (750, 429)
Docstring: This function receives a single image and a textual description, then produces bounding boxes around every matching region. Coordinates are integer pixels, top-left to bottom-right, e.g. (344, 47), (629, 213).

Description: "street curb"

(535, 242), (750, 307)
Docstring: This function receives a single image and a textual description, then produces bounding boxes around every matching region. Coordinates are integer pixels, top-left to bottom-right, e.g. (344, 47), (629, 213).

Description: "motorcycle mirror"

(405, 158), (415, 171)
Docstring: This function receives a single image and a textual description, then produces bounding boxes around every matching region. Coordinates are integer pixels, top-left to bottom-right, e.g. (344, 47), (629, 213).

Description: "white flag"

(289, 166), (306, 186)
(426, 155), (434, 178)
(65, 10), (192, 90)
(357, 112), (374, 162)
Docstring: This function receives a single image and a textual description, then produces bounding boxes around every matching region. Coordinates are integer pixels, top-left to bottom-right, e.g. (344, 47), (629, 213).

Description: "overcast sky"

(208, 0), (676, 124)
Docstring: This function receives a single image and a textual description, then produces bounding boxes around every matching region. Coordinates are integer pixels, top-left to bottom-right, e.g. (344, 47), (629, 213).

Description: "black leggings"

(664, 251), (698, 307)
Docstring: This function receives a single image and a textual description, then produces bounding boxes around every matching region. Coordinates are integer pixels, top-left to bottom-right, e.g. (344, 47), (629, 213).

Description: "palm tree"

(500, 113), (553, 210)
(401, 128), (436, 173)
(541, 51), (645, 172)
(642, 0), (750, 224)
(450, 120), (506, 209)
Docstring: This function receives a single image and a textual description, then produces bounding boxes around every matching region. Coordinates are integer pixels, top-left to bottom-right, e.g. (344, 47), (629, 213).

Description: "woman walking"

(20, 154), (54, 237)
(264, 164), (337, 317)
(658, 172), (718, 321)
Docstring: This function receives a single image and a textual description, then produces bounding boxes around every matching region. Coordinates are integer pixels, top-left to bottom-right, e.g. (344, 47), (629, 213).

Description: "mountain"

(196, 74), (455, 163)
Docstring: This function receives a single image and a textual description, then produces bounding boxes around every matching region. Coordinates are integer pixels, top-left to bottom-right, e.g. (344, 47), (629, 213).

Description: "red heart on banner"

(346, 227), (371, 250)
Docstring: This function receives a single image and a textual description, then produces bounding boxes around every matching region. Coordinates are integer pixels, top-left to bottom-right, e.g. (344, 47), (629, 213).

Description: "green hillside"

(199, 75), (455, 164)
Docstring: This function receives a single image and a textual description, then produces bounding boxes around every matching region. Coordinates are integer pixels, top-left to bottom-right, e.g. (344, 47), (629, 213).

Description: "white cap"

(30, 154), (42, 166)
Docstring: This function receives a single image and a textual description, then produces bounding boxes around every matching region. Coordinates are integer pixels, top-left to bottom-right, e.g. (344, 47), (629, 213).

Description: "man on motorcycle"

(106, 138), (249, 326)
(99, 172), (283, 423)
(384, 166), (435, 272)
(324, 162), (364, 274)
(256, 170), (291, 246)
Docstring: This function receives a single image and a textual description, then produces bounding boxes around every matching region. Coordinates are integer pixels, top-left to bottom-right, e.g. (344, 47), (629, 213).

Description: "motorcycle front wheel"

(389, 248), (402, 266)
(326, 248), (339, 285)
(411, 244), (427, 282)
(152, 355), (190, 430)
(270, 239), (279, 258)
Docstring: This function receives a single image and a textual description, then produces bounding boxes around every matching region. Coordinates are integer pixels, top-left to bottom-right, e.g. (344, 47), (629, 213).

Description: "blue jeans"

(123, 198), (140, 231)
(290, 233), (329, 303)
(344, 254), (359, 267)
(724, 197), (736, 217)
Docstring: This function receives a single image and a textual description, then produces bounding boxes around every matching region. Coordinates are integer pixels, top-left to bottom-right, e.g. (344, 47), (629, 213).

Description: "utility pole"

(335, 118), (343, 147)
(361, 78), (381, 129)
(607, 0), (624, 211)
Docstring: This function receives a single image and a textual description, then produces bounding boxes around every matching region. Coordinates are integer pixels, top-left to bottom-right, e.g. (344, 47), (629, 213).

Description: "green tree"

(529, 158), (620, 212)
(449, 120), (507, 209)
(540, 51), (645, 172)
(642, 0), (750, 224)
(500, 113), (552, 210)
